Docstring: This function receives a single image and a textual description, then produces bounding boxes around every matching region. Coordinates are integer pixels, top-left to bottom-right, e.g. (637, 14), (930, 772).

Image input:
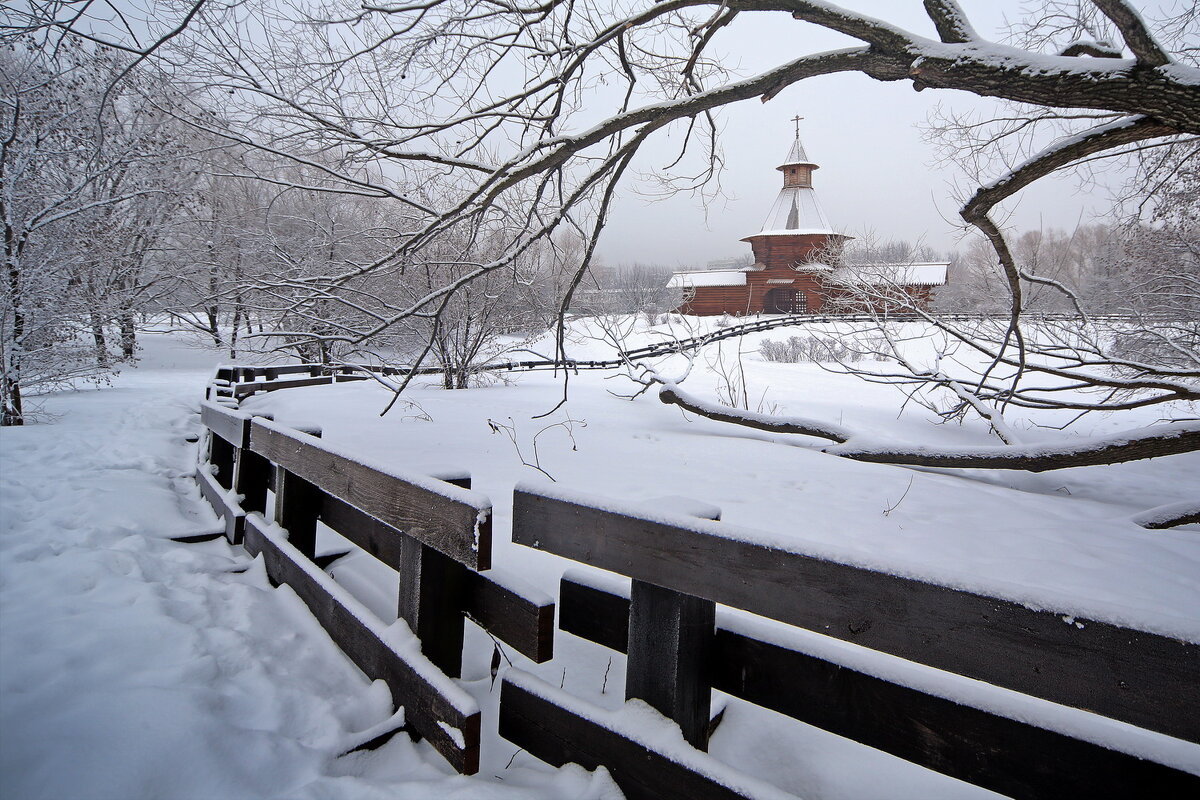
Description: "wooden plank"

(196, 465), (245, 543)
(319, 493), (408, 566)
(398, 537), (467, 678)
(251, 419), (490, 569)
(320, 494), (553, 662)
(201, 401), (251, 448)
(235, 448), (272, 518)
(463, 569), (555, 663)
(626, 580), (714, 751)
(513, 488), (1200, 743)
(243, 515), (480, 774)
(560, 575), (628, 652)
(499, 674), (793, 800)
(557, 575), (1200, 799)
(234, 375), (340, 397)
(274, 467), (322, 560)
(208, 433), (236, 490)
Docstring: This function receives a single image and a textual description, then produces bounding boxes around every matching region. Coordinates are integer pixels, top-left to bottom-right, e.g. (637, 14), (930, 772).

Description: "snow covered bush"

(759, 335), (884, 363)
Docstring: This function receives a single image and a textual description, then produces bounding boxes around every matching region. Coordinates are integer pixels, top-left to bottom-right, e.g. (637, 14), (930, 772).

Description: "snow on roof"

(779, 135), (816, 167)
(832, 262), (949, 287)
(666, 269), (748, 288)
(744, 187), (844, 239)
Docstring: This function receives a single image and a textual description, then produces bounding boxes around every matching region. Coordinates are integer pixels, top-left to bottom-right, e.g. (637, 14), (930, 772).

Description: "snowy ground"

(2, 319), (1198, 799)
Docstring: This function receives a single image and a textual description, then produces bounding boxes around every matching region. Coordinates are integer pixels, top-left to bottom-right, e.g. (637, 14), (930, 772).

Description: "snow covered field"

(2, 319), (1197, 798)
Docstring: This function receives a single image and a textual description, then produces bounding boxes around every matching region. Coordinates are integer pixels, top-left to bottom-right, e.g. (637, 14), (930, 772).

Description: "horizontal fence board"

(464, 569), (555, 663)
(514, 488), (1199, 743)
(499, 674), (794, 800)
(251, 420), (490, 570)
(321, 495), (552, 662)
(559, 576), (1200, 799)
(196, 466), (245, 543)
(319, 493), (409, 567)
(234, 375), (355, 397)
(201, 402), (251, 448)
(244, 515), (480, 774)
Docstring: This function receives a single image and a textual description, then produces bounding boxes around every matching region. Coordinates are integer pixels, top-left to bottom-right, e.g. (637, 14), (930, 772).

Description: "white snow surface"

(666, 269), (748, 288)
(0, 331), (618, 800)
(3, 319), (1198, 799)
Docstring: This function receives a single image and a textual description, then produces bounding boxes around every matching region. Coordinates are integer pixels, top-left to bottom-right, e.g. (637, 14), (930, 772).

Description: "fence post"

(625, 498), (720, 751)
(234, 412), (273, 521)
(209, 433), (236, 490)
(273, 425), (322, 560)
(397, 537), (467, 678)
(626, 582), (715, 751)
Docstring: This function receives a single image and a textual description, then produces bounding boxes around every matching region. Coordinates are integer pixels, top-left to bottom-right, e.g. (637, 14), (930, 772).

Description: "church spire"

(746, 122), (838, 237)
(777, 117), (818, 188)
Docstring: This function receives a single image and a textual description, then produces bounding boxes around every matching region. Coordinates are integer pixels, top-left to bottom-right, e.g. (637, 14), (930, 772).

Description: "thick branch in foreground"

(659, 385), (1200, 472)
(1132, 500), (1200, 530)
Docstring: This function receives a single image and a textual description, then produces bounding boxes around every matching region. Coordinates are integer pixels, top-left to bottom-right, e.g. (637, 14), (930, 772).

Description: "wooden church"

(668, 126), (948, 316)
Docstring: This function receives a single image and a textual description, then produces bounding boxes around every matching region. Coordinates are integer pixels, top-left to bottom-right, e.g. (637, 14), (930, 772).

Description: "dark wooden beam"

(499, 674), (789, 800)
(513, 488), (1199, 743)
(626, 581), (714, 751)
(397, 537), (467, 678)
(463, 568), (555, 663)
(244, 515), (481, 774)
(319, 493), (553, 662)
(557, 575), (1200, 799)
(251, 420), (491, 569)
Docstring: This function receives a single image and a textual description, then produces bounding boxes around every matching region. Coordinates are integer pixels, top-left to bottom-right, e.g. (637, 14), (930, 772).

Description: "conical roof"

(777, 136), (817, 170)
(755, 186), (836, 235)
(744, 130), (844, 240)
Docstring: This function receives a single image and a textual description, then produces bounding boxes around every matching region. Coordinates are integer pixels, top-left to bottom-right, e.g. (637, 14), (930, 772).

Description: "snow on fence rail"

(194, 377), (1200, 798)
(194, 400), (555, 774)
(506, 484), (1200, 799)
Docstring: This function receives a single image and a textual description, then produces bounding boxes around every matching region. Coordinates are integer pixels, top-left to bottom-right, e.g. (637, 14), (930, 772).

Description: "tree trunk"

(119, 309), (136, 360)
(205, 305), (221, 347)
(2, 373), (23, 427)
(91, 312), (109, 367)
(229, 303), (242, 359)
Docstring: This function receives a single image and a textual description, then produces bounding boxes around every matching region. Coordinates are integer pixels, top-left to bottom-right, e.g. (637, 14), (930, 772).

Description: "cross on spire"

(791, 115), (804, 138)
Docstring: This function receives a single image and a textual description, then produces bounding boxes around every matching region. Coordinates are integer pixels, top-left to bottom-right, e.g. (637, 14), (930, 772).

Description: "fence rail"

(500, 483), (1199, 799)
(208, 311), (1169, 403)
(194, 399), (554, 773)
(193, 371), (1200, 798)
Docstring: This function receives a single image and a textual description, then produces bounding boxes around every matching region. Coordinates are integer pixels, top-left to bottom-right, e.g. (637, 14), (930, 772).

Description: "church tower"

(668, 120), (944, 316)
(742, 122), (849, 271)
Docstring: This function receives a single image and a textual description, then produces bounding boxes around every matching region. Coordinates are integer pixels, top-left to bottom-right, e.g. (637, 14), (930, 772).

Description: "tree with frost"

(1, 42), (195, 424)
(19, 2), (1200, 494)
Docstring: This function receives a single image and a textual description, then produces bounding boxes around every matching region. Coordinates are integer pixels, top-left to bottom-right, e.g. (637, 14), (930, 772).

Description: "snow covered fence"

(505, 483), (1200, 800)
(194, 401), (555, 774)
(206, 312), (1169, 403)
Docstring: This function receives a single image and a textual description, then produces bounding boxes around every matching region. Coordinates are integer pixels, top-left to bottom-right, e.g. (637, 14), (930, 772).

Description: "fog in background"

(597, 0), (1137, 268)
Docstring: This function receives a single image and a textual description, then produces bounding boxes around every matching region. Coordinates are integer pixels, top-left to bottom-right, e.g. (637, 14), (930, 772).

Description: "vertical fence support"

(273, 426), (322, 560)
(626, 581), (715, 751)
(397, 537), (467, 678)
(396, 470), (473, 678)
(234, 414), (273, 520)
(624, 496), (720, 752)
(209, 433), (236, 489)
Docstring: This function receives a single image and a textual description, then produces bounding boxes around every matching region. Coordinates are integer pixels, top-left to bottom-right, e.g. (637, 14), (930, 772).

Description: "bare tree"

(1, 41), (194, 424)
(17, 1), (1200, 487)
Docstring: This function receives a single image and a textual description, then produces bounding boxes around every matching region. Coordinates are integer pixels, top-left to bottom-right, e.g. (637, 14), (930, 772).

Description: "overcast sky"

(596, 1), (1130, 268)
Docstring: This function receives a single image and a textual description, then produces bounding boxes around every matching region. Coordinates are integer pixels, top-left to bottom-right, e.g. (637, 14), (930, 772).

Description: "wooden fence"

(193, 375), (1200, 798)
(195, 400), (554, 773)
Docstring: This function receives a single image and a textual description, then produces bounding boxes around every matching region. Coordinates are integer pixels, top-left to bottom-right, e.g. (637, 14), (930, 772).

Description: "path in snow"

(0, 336), (615, 800)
